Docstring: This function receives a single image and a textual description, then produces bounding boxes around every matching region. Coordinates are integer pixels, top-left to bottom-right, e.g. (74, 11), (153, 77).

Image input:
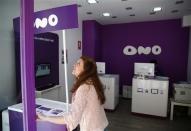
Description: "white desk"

(170, 99), (191, 120)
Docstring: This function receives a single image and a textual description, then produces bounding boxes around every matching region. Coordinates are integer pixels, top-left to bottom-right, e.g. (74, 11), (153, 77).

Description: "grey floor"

(106, 98), (191, 131)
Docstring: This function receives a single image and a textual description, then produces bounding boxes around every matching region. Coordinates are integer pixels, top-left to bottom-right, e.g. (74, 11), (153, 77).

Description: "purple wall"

(82, 20), (102, 61)
(83, 19), (190, 95)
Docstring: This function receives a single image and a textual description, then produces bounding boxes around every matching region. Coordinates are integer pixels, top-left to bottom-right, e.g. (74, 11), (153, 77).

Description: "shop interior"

(0, 0), (191, 131)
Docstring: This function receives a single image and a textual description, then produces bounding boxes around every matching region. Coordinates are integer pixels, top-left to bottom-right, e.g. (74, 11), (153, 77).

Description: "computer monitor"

(36, 64), (51, 77)
(96, 62), (105, 74)
(134, 63), (155, 76)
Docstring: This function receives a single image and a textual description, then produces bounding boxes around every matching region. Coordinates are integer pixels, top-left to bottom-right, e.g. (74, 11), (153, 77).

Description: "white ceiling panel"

(35, 0), (191, 25)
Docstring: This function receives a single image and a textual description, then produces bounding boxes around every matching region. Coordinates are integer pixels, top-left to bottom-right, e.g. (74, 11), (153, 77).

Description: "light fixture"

(171, 10), (179, 13)
(129, 14), (135, 16)
(153, 7), (162, 12)
(150, 12), (156, 15)
(125, 7), (133, 10)
(78, 4), (82, 8)
(112, 16), (117, 18)
(103, 12), (111, 17)
(175, 0), (184, 4)
(86, 12), (93, 15)
(87, 0), (98, 4)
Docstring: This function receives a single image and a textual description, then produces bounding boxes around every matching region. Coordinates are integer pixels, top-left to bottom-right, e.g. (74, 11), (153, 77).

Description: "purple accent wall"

(82, 20), (102, 61)
(83, 19), (190, 95)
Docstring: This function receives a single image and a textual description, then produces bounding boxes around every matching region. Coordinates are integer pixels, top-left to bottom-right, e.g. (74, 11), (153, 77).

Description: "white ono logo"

(34, 14), (58, 29)
(123, 45), (161, 55)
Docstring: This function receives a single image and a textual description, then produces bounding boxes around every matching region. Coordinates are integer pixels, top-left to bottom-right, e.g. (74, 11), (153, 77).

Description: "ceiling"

(35, 0), (191, 25)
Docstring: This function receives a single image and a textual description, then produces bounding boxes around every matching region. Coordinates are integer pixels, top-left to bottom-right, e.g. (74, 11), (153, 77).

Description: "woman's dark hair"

(71, 56), (105, 104)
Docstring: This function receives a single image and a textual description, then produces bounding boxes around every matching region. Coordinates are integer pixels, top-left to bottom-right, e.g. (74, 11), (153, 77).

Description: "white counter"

(131, 77), (169, 117)
(8, 98), (69, 116)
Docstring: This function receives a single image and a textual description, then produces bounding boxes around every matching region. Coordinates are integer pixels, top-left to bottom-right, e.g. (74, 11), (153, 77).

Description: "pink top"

(64, 83), (108, 131)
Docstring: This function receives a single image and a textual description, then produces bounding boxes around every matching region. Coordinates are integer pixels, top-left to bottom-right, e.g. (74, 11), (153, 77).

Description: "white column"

(62, 30), (69, 112)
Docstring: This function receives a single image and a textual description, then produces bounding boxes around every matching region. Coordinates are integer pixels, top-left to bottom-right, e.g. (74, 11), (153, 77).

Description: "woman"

(38, 56), (108, 131)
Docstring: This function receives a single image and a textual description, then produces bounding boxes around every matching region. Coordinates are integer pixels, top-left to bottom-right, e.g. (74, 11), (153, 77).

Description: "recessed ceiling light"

(112, 16), (117, 18)
(78, 4), (82, 8)
(103, 12), (111, 17)
(175, 0), (184, 4)
(86, 12), (93, 15)
(171, 10), (179, 13)
(150, 12), (156, 15)
(129, 14), (135, 16)
(121, 0), (128, 1)
(126, 7), (133, 10)
(153, 7), (162, 12)
(87, 0), (98, 4)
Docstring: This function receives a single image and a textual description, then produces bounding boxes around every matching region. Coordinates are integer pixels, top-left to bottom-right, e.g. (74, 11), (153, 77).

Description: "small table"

(170, 98), (191, 120)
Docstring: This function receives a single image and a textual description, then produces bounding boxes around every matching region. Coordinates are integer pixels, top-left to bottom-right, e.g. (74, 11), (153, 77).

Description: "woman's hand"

(36, 113), (48, 121)
(36, 112), (65, 124)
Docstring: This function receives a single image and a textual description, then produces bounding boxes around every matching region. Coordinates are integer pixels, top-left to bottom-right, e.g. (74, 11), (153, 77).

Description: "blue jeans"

(104, 127), (108, 131)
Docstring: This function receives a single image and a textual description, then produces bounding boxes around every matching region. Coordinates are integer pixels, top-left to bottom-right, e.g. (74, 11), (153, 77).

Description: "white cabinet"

(35, 85), (63, 101)
(2, 110), (9, 131)
(99, 74), (119, 110)
(132, 78), (169, 117)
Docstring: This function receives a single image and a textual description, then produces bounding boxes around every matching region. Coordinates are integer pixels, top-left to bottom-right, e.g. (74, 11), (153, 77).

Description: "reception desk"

(8, 98), (69, 131)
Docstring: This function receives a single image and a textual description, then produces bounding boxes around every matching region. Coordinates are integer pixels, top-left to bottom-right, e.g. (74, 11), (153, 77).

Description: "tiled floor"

(106, 98), (191, 131)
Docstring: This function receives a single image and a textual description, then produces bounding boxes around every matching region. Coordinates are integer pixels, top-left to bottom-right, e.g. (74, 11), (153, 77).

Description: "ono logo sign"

(34, 14), (58, 29)
(123, 45), (162, 55)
